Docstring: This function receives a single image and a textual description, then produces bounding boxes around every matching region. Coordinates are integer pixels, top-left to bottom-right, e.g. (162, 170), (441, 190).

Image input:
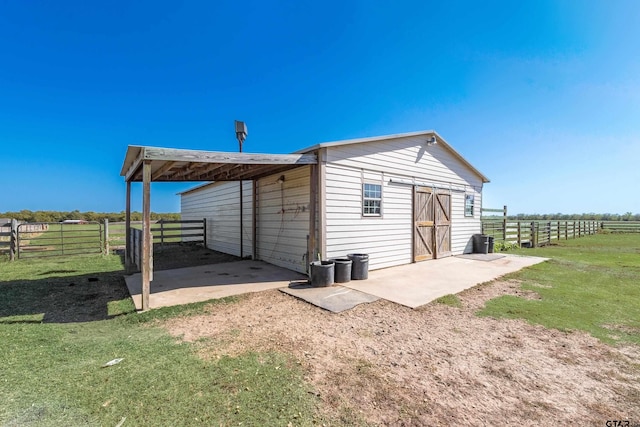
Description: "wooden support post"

(9, 219), (17, 261)
(317, 150), (327, 262)
(547, 222), (551, 244)
(309, 164), (318, 270)
(141, 160), (152, 311)
(239, 180), (244, 259)
(104, 219), (109, 255)
(517, 221), (521, 247)
(125, 180), (132, 272)
(203, 217), (208, 248)
(252, 180), (257, 260)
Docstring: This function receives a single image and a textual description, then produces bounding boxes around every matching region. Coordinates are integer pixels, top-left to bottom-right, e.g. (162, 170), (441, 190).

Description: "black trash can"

(488, 236), (495, 253)
(472, 234), (490, 254)
(347, 253), (369, 280)
(309, 260), (334, 287)
(331, 258), (352, 283)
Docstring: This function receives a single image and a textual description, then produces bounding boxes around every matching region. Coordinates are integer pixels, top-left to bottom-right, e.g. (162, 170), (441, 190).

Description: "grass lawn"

(479, 233), (640, 345)
(0, 255), (319, 426)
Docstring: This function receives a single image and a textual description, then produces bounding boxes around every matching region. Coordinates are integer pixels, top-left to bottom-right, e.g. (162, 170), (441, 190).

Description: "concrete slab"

(456, 253), (506, 261)
(124, 260), (306, 310)
(343, 254), (548, 309)
(280, 284), (379, 313)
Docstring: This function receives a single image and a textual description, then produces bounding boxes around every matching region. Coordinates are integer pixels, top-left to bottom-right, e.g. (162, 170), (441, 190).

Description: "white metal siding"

(180, 181), (253, 257)
(256, 167), (311, 274)
(324, 135), (484, 270)
(451, 191), (482, 254)
(324, 165), (413, 270)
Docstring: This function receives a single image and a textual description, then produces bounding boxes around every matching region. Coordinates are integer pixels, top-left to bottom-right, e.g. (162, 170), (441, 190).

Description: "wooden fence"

(105, 218), (206, 251)
(128, 228), (153, 280)
(600, 221), (640, 233)
(482, 220), (599, 247)
(1, 218), (205, 261)
(1, 220), (50, 260)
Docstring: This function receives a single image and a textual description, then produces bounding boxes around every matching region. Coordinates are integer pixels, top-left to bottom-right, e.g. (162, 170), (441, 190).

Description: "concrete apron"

(124, 254), (548, 311)
(343, 254), (548, 309)
(124, 260), (307, 310)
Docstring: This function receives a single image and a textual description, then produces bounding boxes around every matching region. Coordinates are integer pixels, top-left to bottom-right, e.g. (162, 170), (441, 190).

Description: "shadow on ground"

(0, 271), (132, 323)
(151, 243), (241, 271)
(0, 244), (243, 324)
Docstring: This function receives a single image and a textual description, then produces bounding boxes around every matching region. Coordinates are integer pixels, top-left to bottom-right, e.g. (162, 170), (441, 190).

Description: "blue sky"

(1, 0), (638, 214)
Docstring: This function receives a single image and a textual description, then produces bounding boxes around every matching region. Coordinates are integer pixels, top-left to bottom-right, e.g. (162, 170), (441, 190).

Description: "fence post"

(547, 222), (551, 244)
(104, 219), (110, 255)
(160, 219), (165, 246)
(531, 222), (537, 248)
(502, 205), (507, 243)
(9, 219), (17, 261)
(517, 221), (521, 247)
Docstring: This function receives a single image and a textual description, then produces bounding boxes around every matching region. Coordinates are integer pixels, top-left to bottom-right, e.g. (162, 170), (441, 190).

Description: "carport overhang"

(120, 145), (318, 310)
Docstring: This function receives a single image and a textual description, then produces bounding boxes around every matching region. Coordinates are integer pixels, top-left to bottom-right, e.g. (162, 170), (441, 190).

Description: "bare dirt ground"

(164, 280), (640, 426)
(152, 243), (241, 271)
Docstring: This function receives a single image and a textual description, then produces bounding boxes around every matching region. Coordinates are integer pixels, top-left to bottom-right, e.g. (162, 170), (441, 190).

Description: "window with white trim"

(465, 194), (475, 217)
(363, 183), (382, 216)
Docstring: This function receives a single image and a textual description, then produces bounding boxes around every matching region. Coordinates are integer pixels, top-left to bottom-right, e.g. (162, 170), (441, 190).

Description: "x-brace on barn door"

(413, 186), (451, 262)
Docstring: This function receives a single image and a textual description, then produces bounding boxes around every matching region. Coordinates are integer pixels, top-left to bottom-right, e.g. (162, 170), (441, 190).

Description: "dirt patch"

(164, 280), (640, 425)
(152, 243), (241, 271)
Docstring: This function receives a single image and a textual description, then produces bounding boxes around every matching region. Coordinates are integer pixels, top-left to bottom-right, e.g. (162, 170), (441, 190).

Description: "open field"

(1, 234), (639, 425)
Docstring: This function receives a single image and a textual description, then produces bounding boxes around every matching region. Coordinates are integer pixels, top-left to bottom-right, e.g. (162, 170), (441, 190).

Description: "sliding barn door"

(413, 187), (452, 261)
(434, 191), (452, 258)
(413, 187), (434, 261)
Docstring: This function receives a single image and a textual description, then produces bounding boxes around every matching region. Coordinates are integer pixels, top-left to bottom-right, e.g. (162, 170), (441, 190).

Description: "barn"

(180, 130), (489, 274)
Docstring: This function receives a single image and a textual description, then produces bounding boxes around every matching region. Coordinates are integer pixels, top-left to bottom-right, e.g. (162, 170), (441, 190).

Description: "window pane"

(363, 183), (382, 216)
(465, 194), (474, 216)
(364, 183), (381, 199)
(363, 199), (381, 215)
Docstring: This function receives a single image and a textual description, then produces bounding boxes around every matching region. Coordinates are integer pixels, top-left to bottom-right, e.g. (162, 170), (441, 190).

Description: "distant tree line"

(0, 210), (181, 223)
(484, 212), (640, 221)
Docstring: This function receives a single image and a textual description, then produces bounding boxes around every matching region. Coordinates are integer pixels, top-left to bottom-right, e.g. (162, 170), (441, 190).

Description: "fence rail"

(17, 222), (102, 259)
(1, 217), (205, 261)
(106, 218), (205, 250)
(482, 220), (600, 247)
(600, 221), (640, 233)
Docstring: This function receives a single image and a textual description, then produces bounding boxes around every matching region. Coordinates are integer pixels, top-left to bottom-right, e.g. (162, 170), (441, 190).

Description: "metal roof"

(120, 145), (317, 183)
(121, 130), (489, 185)
(295, 130), (490, 183)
